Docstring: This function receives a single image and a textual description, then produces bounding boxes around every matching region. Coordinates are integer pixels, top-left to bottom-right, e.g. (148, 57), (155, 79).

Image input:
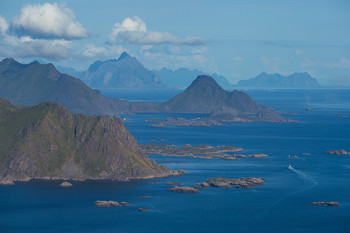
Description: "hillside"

(78, 52), (166, 90)
(0, 99), (173, 182)
(236, 72), (321, 88)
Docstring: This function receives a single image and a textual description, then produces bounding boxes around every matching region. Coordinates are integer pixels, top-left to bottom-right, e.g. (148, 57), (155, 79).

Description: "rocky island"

(140, 144), (268, 160)
(195, 177), (265, 189)
(0, 99), (182, 183)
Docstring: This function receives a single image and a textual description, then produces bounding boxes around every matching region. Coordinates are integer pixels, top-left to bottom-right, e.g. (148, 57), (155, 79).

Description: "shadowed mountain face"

(160, 75), (261, 113)
(0, 99), (171, 181)
(0, 58), (130, 115)
(236, 72), (321, 88)
(153, 67), (233, 89)
(78, 52), (166, 90)
(0, 58), (290, 123)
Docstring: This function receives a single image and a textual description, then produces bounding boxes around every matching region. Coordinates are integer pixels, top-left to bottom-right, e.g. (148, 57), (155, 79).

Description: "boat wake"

(288, 166), (318, 186)
(260, 165), (319, 218)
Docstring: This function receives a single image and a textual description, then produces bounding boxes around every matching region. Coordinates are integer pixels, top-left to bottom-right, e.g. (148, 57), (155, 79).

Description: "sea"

(0, 89), (349, 233)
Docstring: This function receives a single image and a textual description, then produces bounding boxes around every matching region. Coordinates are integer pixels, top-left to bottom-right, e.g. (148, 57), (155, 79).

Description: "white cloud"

(302, 58), (350, 69)
(233, 56), (243, 61)
(1, 34), (70, 60)
(12, 3), (87, 40)
(109, 16), (205, 45)
(82, 44), (107, 57)
(296, 50), (303, 55)
(0, 15), (8, 34)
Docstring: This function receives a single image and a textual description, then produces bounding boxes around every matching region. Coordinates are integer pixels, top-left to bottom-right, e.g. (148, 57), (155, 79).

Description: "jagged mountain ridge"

(77, 52), (166, 90)
(0, 58), (291, 123)
(0, 58), (130, 115)
(0, 99), (171, 181)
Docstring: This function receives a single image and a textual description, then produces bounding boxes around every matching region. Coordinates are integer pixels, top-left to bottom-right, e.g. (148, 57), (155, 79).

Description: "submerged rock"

(138, 208), (151, 212)
(59, 181), (73, 187)
(0, 180), (15, 185)
(140, 195), (151, 198)
(310, 202), (340, 207)
(166, 181), (182, 186)
(168, 186), (200, 193)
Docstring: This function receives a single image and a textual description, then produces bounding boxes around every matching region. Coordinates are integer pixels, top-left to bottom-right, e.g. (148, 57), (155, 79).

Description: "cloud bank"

(109, 16), (205, 45)
(12, 3), (87, 40)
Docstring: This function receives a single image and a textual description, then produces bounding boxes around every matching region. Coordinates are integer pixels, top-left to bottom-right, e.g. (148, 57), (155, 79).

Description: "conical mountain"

(161, 75), (261, 113)
(79, 52), (166, 89)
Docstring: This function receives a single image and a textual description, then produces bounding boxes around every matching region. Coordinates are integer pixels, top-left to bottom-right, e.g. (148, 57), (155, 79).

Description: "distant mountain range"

(0, 58), (130, 116)
(74, 52), (166, 90)
(235, 72), (321, 89)
(0, 58), (291, 123)
(0, 98), (172, 182)
(153, 67), (233, 89)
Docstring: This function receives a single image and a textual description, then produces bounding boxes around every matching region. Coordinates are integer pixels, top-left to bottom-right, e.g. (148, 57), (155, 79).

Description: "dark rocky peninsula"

(0, 99), (183, 183)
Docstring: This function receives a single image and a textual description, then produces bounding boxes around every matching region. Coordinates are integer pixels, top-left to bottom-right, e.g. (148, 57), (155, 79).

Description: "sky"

(0, 0), (349, 85)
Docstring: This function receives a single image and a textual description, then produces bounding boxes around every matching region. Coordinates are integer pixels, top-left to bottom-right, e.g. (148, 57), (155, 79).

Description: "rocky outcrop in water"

(310, 202), (340, 207)
(168, 186), (200, 193)
(95, 200), (131, 207)
(195, 177), (265, 189)
(59, 182), (73, 187)
(326, 149), (349, 155)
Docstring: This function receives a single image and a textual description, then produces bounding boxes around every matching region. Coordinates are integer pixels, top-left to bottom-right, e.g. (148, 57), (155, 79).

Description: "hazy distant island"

(235, 72), (321, 89)
(0, 98), (184, 184)
(74, 52), (167, 90)
(153, 67), (233, 89)
(0, 58), (295, 125)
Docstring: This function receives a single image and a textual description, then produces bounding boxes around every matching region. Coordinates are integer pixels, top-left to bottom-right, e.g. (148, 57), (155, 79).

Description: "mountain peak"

(187, 75), (220, 90)
(117, 51), (131, 61)
(1, 58), (19, 66)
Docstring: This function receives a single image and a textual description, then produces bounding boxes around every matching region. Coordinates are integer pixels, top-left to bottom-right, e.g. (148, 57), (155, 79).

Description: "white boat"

(288, 165), (293, 169)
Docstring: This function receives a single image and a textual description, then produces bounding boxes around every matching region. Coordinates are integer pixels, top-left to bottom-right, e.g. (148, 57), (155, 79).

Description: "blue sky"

(0, 0), (349, 85)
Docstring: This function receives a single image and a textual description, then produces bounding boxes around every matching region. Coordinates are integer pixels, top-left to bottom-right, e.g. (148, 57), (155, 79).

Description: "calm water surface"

(1, 89), (349, 233)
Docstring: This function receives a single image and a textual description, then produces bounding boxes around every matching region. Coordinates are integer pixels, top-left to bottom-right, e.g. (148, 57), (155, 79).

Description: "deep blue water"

(1, 89), (350, 233)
